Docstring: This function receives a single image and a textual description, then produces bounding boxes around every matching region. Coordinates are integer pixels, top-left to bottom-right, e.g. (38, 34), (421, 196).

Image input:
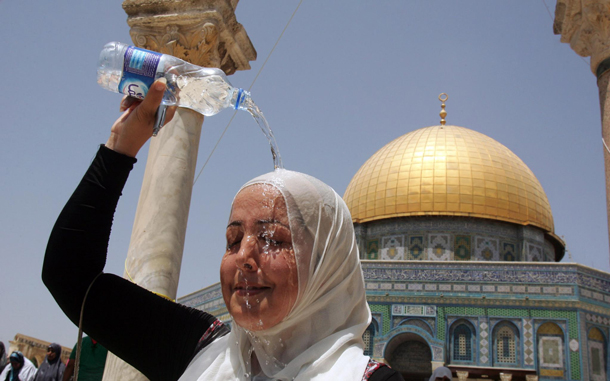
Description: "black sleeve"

(369, 366), (405, 381)
(42, 145), (217, 381)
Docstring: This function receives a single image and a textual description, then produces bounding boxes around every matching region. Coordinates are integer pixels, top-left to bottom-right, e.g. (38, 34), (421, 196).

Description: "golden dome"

(344, 125), (555, 233)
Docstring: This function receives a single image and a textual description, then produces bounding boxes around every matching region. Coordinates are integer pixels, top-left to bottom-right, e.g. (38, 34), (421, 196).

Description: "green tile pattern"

(437, 306), (445, 340)
(370, 304), (391, 335)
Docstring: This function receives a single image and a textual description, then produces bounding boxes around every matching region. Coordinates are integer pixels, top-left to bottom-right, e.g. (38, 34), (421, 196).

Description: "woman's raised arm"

(42, 82), (213, 381)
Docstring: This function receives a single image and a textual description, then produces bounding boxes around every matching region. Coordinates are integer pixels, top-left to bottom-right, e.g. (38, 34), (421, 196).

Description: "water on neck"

(240, 97), (284, 170)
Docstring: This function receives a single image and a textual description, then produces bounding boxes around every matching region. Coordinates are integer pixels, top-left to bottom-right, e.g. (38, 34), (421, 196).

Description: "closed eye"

(227, 240), (241, 250)
(262, 236), (283, 246)
(226, 226), (242, 251)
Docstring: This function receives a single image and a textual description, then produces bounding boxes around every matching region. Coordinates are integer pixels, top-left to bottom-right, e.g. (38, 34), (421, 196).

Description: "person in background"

(0, 342), (7, 374)
(33, 344), (64, 381)
(62, 337), (107, 381)
(0, 351), (37, 381)
(429, 366), (453, 381)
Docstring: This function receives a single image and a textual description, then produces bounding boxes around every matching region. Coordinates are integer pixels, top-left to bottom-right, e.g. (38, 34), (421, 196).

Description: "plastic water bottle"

(97, 41), (251, 116)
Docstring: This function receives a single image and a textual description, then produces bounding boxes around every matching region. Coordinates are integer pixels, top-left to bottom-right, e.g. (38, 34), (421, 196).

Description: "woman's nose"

(237, 235), (259, 272)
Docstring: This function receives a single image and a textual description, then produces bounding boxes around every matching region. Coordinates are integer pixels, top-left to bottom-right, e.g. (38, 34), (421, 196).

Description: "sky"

(0, 1), (605, 350)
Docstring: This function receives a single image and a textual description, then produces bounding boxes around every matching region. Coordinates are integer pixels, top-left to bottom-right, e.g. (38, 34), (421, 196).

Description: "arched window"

(588, 327), (607, 381)
(453, 324), (473, 361)
(536, 322), (565, 378)
(449, 320), (476, 364)
(493, 322), (519, 366)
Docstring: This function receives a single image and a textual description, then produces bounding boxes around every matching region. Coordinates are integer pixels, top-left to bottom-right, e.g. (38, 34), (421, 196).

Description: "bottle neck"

(232, 88), (251, 111)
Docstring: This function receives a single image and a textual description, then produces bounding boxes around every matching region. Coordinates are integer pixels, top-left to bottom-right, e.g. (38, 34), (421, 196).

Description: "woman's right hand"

(105, 78), (177, 158)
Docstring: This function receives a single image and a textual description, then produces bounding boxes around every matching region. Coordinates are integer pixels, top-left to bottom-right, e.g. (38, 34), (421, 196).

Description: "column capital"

(554, 0), (610, 76)
(122, 0), (256, 74)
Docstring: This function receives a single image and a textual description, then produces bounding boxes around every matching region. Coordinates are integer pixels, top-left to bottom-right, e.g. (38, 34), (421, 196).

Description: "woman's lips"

(234, 284), (270, 296)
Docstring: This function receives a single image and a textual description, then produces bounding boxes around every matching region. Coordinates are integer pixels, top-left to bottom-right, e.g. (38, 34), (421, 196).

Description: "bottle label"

(119, 46), (162, 99)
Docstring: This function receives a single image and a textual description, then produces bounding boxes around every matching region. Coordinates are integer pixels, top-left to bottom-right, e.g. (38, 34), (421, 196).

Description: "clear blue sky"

(0, 1), (604, 350)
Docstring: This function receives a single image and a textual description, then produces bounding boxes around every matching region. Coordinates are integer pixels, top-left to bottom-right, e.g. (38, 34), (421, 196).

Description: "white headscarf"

(180, 169), (371, 380)
(0, 355), (37, 381)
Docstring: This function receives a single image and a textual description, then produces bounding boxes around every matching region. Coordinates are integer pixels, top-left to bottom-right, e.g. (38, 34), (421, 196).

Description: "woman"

(0, 352), (37, 381)
(43, 79), (403, 380)
(33, 344), (64, 381)
(0, 343), (7, 374)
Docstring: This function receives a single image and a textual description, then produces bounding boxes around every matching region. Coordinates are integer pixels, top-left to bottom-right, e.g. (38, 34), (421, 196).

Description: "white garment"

(180, 169), (371, 380)
(0, 358), (37, 381)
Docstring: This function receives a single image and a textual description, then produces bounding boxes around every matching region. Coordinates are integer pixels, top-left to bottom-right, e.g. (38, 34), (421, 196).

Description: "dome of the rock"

(344, 125), (555, 232)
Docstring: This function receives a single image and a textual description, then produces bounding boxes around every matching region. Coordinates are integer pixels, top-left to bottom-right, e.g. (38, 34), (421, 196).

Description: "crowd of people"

(0, 338), (107, 381)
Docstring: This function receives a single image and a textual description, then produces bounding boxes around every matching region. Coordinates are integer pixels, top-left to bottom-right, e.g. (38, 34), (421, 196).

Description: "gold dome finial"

(439, 93), (448, 126)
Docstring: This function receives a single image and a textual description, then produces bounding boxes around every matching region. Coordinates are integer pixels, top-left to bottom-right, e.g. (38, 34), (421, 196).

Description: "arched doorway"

(385, 332), (432, 381)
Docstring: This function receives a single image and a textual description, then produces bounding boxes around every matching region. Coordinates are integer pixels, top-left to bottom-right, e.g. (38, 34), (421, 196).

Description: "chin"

(233, 315), (265, 331)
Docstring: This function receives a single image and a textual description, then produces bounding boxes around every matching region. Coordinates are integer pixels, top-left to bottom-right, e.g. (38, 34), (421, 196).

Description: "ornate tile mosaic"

(501, 242), (517, 261)
(479, 318), (490, 365)
(354, 215), (559, 262)
(522, 226), (544, 242)
(437, 307), (446, 341)
(474, 236), (499, 261)
(527, 243), (543, 262)
(523, 319), (534, 366)
(454, 235), (471, 260)
(432, 345), (443, 361)
(381, 235), (404, 260)
(366, 239), (379, 260)
(392, 304), (436, 317)
(408, 235), (425, 260)
(395, 318), (434, 336)
(369, 304), (391, 335)
(428, 234), (451, 260)
(538, 336), (563, 368)
(361, 262), (581, 287)
(589, 340), (606, 381)
(586, 313), (610, 325)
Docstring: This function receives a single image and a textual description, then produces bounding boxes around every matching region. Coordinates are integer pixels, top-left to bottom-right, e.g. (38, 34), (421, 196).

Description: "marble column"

(456, 370), (469, 381)
(102, 1), (255, 380)
(555, 0), (610, 261)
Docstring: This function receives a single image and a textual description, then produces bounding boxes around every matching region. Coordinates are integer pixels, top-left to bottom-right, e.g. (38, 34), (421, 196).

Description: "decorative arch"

(536, 321), (565, 379)
(492, 321), (520, 367)
(449, 319), (476, 364)
(384, 332), (432, 380)
(397, 318), (434, 336)
(588, 327), (607, 381)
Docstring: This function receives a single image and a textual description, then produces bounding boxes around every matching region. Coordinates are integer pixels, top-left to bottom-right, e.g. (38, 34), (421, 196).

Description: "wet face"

(221, 184), (299, 331)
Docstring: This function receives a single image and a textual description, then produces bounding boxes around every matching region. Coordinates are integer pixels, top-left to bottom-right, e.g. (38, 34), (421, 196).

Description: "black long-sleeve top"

(42, 146), (218, 381)
(42, 146), (403, 381)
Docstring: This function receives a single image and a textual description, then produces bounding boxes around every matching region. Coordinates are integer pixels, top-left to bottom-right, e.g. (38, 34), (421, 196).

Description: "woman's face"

(221, 184), (299, 331)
